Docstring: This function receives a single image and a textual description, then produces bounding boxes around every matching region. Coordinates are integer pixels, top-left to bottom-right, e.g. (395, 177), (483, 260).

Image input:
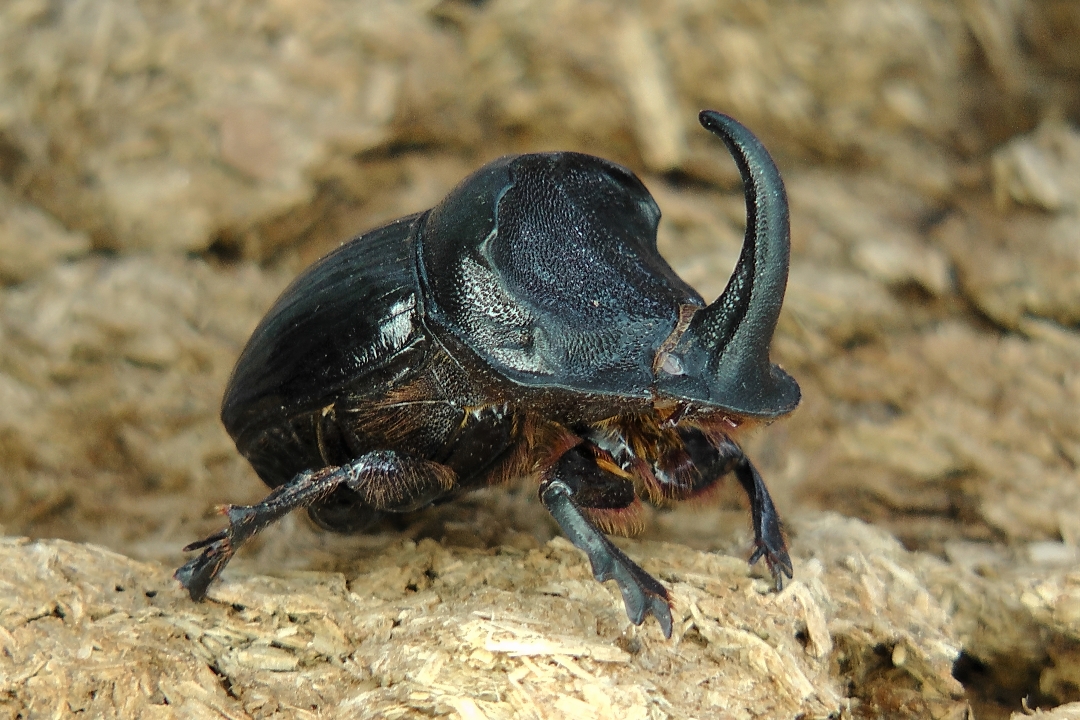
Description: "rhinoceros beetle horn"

(655, 111), (800, 418)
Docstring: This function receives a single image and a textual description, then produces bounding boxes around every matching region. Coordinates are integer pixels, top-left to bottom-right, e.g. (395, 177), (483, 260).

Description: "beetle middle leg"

(175, 451), (455, 601)
(679, 428), (793, 590)
(539, 444), (673, 638)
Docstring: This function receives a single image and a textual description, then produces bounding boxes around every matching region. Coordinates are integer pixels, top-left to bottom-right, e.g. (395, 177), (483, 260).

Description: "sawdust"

(2, 517), (972, 719)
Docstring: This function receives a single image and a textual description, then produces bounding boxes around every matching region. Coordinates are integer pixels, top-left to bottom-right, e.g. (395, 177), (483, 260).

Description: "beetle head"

(652, 111), (800, 418)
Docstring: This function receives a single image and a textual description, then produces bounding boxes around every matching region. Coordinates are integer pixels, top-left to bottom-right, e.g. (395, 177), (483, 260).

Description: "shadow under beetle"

(177, 110), (800, 638)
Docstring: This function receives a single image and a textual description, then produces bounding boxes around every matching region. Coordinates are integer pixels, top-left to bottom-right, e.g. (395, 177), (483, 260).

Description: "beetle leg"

(176, 464), (345, 600)
(539, 445), (673, 638)
(680, 428), (793, 590)
(176, 451), (455, 600)
(736, 456), (793, 590)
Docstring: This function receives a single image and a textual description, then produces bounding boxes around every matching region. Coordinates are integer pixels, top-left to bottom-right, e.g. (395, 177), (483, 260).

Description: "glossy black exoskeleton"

(176, 111), (800, 638)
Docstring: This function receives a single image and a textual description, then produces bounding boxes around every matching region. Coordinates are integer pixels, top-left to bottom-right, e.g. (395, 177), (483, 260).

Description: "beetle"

(176, 110), (800, 638)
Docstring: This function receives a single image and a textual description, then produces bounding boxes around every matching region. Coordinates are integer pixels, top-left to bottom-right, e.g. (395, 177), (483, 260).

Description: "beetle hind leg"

(540, 445), (672, 638)
(176, 464), (345, 600)
(175, 451), (456, 601)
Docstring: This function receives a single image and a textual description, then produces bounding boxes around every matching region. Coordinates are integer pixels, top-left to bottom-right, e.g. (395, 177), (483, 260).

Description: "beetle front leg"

(680, 429), (793, 590)
(736, 456), (793, 590)
(539, 446), (673, 638)
(176, 451), (455, 600)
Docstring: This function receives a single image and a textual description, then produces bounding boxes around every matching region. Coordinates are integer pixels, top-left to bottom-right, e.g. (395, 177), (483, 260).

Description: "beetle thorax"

(585, 409), (749, 504)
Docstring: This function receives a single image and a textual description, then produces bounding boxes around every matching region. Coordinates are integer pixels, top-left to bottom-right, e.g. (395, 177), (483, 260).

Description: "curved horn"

(657, 111), (800, 417)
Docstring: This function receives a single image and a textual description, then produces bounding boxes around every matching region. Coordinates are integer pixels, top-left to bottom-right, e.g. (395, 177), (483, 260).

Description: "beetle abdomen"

(222, 213), (432, 488)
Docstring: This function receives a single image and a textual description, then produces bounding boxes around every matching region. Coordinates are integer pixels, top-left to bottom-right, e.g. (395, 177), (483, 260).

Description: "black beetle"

(176, 110), (799, 638)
